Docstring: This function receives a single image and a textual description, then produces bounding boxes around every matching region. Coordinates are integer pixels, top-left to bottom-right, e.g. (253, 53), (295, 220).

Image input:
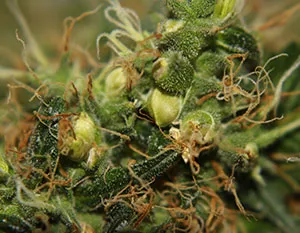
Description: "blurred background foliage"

(0, 0), (299, 68)
(0, 0), (164, 67)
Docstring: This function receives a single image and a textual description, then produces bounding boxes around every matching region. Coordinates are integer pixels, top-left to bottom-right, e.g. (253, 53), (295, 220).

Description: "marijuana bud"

(1, 0), (300, 232)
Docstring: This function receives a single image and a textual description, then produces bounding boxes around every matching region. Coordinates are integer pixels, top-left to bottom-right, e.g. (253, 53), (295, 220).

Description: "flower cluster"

(0, 0), (300, 233)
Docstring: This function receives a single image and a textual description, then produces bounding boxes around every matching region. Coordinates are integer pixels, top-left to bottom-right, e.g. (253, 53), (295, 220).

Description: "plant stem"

(255, 118), (300, 148)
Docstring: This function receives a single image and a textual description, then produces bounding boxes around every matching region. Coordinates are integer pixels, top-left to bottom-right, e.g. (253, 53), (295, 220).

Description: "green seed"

(148, 88), (182, 127)
(60, 112), (97, 161)
(105, 67), (126, 97)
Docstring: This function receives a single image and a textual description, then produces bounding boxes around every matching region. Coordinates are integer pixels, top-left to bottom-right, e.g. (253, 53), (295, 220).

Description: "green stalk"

(255, 118), (300, 148)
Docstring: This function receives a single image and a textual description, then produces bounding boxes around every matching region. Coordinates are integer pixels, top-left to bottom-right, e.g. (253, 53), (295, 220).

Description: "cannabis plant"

(1, 0), (300, 232)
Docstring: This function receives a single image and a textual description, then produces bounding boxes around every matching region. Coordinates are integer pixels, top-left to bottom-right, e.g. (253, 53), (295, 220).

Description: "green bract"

(195, 51), (226, 77)
(158, 26), (211, 60)
(216, 26), (260, 68)
(166, 0), (216, 19)
(152, 51), (194, 95)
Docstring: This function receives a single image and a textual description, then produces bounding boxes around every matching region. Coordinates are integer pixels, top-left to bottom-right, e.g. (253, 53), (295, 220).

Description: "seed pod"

(152, 51), (194, 95)
(181, 109), (216, 143)
(148, 88), (182, 127)
(60, 112), (98, 161)
(105, 67), (126, 97)
(216, 26), (260, 69)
